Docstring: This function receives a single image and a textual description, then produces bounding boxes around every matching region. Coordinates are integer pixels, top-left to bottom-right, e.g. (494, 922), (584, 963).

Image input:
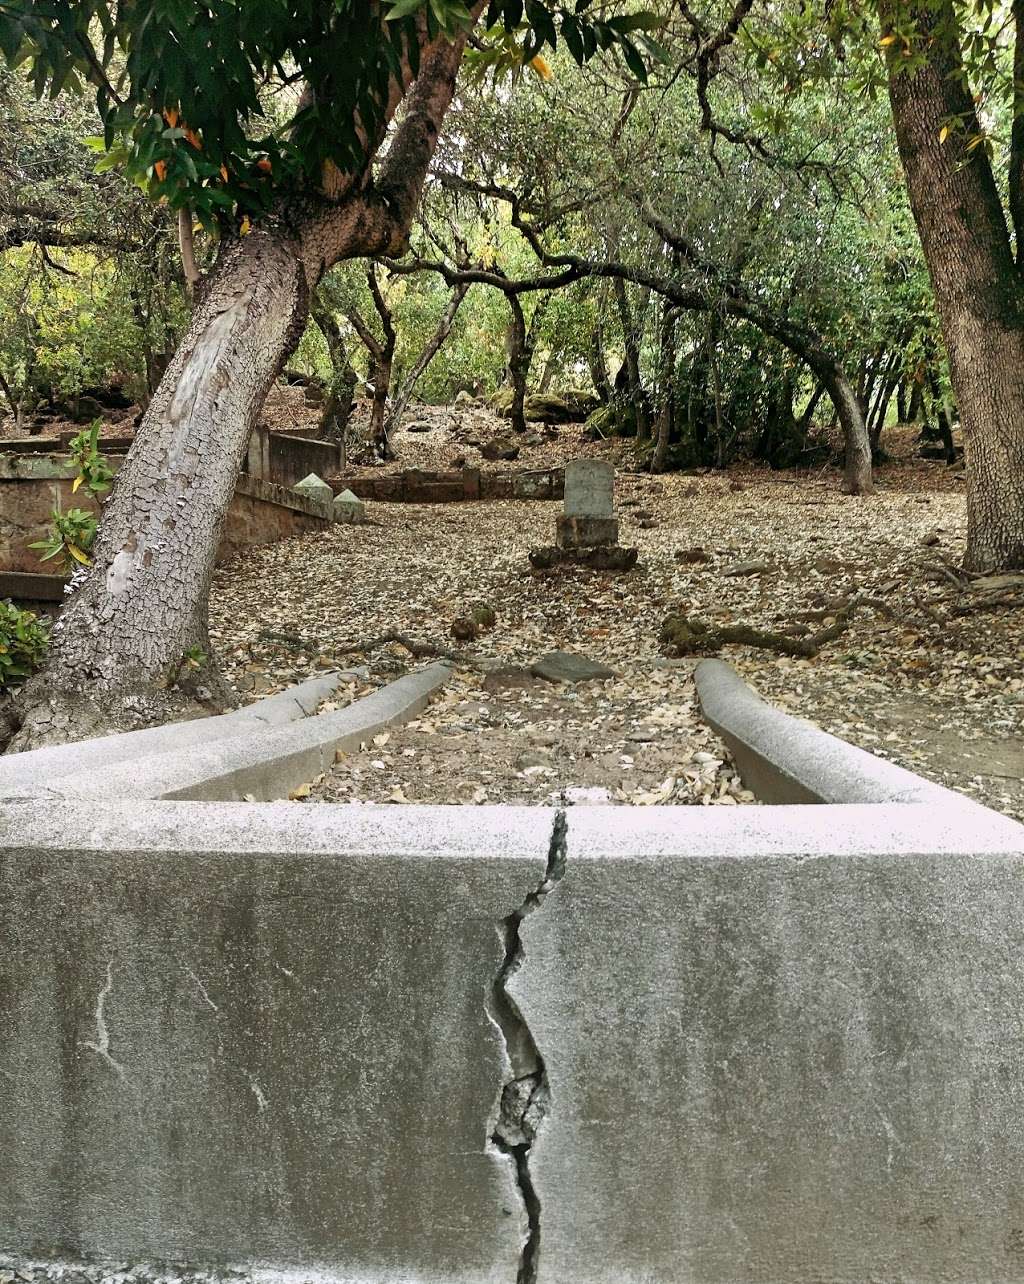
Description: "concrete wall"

(326, 467), (565, 504)
(0, 458), (331, 576)
(220, 474), (331, 564)
(245, 427), (344, 490)
(2, 796), (1024, 1282)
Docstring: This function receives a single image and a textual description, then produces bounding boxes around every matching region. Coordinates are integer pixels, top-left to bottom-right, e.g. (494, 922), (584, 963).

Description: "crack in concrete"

(489, 811), (567, 1284)
(82, 959), (128, 1082)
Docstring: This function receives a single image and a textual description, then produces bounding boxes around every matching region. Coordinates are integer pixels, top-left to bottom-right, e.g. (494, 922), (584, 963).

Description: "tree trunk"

(386, 280), (468, 435)
(368, 349), (394, 458)
(651, 299), (679, 473)
(504, 292), (531, 434)
(883, 0), (1024, 568)
(312, 299), (358, 446)
(10, 230), (307, 748)
(9, 16), (478, 749)
(820, 362), (874, 495)
(613, 277), (649, 439)
(588, 326), (611, 403)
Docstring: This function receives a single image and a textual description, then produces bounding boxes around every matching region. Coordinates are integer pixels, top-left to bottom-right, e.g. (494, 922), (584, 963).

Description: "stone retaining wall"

(0, 458), (332, 580)
(326, 465), (564, 503)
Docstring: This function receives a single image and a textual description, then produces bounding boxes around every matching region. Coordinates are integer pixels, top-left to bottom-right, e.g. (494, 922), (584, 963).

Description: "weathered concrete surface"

(563, 459), (614, 518)
(34, 663), (453, 802)
(0, 670), (347, 799)
(695, 657), (964, 806)
(0, 801), (553, 1280)
(515, 804), (1024, 1284)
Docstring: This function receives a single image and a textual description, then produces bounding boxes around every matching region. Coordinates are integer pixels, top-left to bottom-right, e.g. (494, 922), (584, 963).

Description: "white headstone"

(564, 459), (614, 518)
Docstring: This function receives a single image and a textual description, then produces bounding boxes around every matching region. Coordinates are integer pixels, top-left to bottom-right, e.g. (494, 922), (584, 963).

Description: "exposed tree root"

(258, 627), (462, 662)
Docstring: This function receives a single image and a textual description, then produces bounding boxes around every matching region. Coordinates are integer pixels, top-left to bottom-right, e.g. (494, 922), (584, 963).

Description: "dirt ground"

(207, 403), (1024, 819)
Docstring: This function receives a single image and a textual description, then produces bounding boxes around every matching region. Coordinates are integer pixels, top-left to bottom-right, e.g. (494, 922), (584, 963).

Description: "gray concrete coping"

(694, 657), (968, 807)
(33, 661), (453, 803)
(0, 669), (349, 798)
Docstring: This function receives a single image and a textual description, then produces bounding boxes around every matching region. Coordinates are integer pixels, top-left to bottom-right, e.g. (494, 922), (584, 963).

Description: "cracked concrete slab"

(514, 804), (1024, 1284)
(0, 801), (554, 1281)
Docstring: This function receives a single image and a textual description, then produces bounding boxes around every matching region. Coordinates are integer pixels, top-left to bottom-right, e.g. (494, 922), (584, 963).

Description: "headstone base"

(529, 544), (638, 573)
(556, 515), (619, 549)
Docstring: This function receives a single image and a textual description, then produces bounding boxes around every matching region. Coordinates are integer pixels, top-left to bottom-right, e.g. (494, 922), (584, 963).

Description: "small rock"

(723, 560), (769, 577)
(675, 546), (711, 564)
(451, 617), (479, 642)
(454, 390), (475, 406)
(561, 785), (614, 806)
(406, 420), (432, 433)
(728, 480), (745, 493)
(531, 650), (616, 684)
(471, 603), (497, 630)
(921, 531), (941, 547)
(480, 436), (520, 462)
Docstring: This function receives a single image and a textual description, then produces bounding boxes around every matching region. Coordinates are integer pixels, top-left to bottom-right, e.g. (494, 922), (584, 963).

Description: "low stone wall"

(219, 473), (332, 564)
(245, 426), (344, 489)
(326, 465), (564, 503)
(0, 458), (332, 579)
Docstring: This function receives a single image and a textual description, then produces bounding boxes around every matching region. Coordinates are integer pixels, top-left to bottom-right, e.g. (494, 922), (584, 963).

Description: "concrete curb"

(694, 657), (974, 807)
(40, 661), (453, 802)
(0, 669), (350, 798)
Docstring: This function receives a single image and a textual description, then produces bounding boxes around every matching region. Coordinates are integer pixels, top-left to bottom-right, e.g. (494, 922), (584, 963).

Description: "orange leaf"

(184, 128), (203, 150)
(257, 157), (273, 174)
(220, 163), (230, 182)
(163, 107), (180, 128)
(154, 160), (167, 182)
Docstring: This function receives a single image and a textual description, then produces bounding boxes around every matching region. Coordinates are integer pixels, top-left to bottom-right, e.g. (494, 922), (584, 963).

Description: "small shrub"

(0, 600), (49, 689)
(29, 504), (98, 570)
(67, 420), (115, 497)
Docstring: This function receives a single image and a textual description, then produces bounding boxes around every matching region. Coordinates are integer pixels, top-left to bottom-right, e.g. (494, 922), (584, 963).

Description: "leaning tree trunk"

(819, 362), (874, 495)
(8, 16), (479, 750)
(10, 230), (308, 748)
(883, 0), (1024, 569)
(385, 280), (468, 436)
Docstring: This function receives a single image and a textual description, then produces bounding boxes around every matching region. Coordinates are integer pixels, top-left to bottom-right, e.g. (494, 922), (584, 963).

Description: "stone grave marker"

(530, 457), (637, 571)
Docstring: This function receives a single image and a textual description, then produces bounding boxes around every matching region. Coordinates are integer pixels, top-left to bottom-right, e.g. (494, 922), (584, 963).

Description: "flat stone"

(564, 459), (614, 518)
(675, 547), (712, 564)
(722, 559), (769, 577)
(531, 651), (615, 684)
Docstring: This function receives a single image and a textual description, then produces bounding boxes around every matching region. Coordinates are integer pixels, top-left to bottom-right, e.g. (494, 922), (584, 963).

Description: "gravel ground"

(208, 413), (1023, 817)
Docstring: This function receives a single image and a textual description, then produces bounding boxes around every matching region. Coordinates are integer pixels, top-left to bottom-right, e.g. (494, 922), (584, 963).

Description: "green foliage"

(0, 1), (657, 231)
(67, 421), (114, 496)
(29, 503), (98, 571)
(0, 599), (49, 688)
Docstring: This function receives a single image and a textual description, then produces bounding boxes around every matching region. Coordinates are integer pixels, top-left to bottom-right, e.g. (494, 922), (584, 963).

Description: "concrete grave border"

(2, 661), (1024, 1283)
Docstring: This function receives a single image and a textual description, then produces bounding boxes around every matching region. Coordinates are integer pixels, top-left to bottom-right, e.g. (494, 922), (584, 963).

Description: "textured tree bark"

(11, 230), (308, 747)
(883, 0), (1024, 568)
(504, 291), (531, 435)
